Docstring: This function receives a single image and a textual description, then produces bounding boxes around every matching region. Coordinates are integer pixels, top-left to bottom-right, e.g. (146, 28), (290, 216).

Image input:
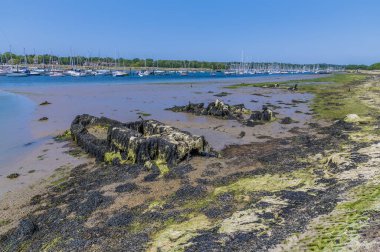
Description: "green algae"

(50, 177), (67, 186)
(214, 169), (317, 196)
(225, 73), (371, 121)
(41, 236), (62, 252)
(136, 112), (152, 117)
(127, 148), (137, 163)
(148, 214), (212, 252)
(296, 182), (380, 251)
(148, 199), (166, 211)
(111, 139), (127, 151)
(0, 219), (11, 227)
(55, 130), (72, 141)
(154, 159), (170, 176)
(225, 73), (367, 90)
(104, 151), (127, 164)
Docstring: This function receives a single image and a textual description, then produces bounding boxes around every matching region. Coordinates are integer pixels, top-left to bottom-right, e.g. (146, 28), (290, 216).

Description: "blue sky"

(0, 0), (379, 64)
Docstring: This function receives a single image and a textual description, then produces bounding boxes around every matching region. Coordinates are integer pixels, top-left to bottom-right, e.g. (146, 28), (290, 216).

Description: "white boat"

(138, 70), (151, 77)
(224, 71), (236, 75)
(29, 68), (46, 75)
(112, 71), (128, 77)
(29, 71), (42, 76)
(95, 69), (112, 76)
(85, 70), (97, 76)
(7, 72), (29, 77)
(153, 70), (165, 75)
(178, 71), (188, 76)
(65, 70), (87, 77)
(49, 72), (64, 77)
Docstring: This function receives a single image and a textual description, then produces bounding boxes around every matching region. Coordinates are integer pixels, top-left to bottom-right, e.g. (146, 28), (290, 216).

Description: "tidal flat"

(1, 73), (380, 251)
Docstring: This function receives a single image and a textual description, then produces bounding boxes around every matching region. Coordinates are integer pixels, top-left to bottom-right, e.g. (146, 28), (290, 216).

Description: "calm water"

(0, 91), (36, 166)
(0, 72), (312, 87)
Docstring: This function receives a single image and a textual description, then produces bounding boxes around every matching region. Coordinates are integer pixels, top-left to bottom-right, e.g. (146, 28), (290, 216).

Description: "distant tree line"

(346, 63), (380, 70)
(0, 52), (228, 69)
(0, 52), (346, 70)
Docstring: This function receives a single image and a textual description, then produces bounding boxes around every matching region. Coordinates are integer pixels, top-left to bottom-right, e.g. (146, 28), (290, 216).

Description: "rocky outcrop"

(70, 114), (211, 169)
(168, 99), (250, 120)
(248, 106), (274, 121)
(168, 100), (275, 127)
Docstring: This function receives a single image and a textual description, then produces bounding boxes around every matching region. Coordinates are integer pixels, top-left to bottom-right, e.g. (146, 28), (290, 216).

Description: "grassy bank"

(226, 73), (370, 120)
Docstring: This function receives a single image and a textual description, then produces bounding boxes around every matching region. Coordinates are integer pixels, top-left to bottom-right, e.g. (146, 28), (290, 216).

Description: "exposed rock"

(107, 212), (134, 227)
(115, 183), (139, 193)
(214, 92), (232, 97)
(6, 173), (20, 179)
(38, 117), (48, 121)
(17, 219), (37, 238)
(288, 83), (298, 91)
(344, 114), (371, 124)
(39, 101), (51, 106)
(280, 117), (296, 124)
(70, 114), (211, 169)
(344, 114), (361, 123)
(168, 99), (275, 127)
(246, 106), (275, 126)
(238, 131), (246, 138)
(168, 99), (250, 120)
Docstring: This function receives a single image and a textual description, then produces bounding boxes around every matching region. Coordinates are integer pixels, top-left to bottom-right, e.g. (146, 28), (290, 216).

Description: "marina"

(0, 52), (344, 78)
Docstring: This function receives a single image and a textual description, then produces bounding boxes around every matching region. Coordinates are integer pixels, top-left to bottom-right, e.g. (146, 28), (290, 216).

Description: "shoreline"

(4, 73), (380, 250)
(0, 74), (319, 229)
(0, 73), (318, 165)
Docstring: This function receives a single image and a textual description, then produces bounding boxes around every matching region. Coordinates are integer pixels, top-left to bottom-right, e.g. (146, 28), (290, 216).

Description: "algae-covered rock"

(246, 106), (275, 126)
(70, 114), (211, 169)
(168, 99), (250, 121)
(168, 99), (275, 127)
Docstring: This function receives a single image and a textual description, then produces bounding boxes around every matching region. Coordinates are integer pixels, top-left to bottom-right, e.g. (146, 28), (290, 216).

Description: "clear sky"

(0, 0), (379, 64)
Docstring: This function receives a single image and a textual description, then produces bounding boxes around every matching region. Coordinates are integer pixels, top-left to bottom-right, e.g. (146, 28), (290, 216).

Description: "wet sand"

(0, 74), (316, 199)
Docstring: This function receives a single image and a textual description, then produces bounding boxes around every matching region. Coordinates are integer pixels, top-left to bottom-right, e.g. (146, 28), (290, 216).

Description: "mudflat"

(2, 73), (380, 251)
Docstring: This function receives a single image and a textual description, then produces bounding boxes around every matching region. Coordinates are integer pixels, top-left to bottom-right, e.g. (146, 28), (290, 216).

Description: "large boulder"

(70, 114), (211, 168)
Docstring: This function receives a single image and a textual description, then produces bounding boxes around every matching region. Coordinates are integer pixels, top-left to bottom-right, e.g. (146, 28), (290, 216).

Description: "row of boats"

(0, 66), (208, 77)
(0, 66), (133, 77)
(0, 65), (335, 78)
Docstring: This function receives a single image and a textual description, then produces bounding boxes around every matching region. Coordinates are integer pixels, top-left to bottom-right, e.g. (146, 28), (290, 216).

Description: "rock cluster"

(168, 99), (250, 120)
(70, 114), (210, 168)
(168, 99), (275, 127)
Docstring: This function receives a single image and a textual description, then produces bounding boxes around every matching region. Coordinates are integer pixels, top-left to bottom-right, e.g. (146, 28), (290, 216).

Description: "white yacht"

(112, 71), (128, 77)
(95, 69), (112, 76)
(49, 72), (64, 77)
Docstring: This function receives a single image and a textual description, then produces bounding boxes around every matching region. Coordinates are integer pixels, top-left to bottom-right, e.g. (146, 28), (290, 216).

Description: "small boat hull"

(7, 73), (29, 77)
